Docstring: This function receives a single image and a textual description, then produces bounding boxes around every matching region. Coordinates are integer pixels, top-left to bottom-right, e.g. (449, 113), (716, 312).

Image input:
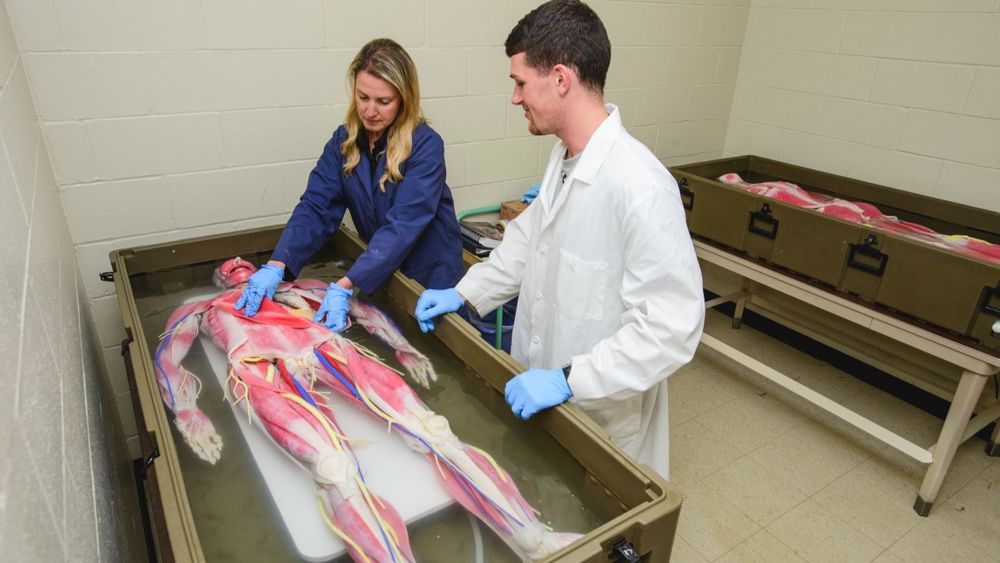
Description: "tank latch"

(609, 538), (641, 562)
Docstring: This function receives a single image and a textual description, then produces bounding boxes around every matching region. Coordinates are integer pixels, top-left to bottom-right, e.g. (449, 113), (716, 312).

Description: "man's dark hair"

(505, 0), (611, 93)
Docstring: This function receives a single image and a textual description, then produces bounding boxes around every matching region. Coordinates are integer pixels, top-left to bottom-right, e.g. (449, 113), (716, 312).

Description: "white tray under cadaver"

(195, 306), (453, 561)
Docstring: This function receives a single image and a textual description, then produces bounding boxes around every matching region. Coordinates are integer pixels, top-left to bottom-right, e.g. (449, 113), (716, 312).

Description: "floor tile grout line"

(677, 312), (1000, 563)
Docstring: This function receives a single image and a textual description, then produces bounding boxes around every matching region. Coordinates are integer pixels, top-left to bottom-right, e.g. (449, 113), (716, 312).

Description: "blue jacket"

(271, 122), (463, 293)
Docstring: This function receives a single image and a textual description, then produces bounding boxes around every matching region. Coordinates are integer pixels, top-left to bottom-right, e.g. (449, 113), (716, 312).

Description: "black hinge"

(121, 337), (131, 358)
(132, 433), (161, 563)
(678, 177), (694, 211)
(609, 539), (641, 563)
(138, 445), (160, 479)
(99, 271), (114, 282)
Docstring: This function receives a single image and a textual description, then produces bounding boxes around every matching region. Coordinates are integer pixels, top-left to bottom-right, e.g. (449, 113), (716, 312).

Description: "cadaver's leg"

(312, 339), (581, 561)
(230, 360), (415, 563)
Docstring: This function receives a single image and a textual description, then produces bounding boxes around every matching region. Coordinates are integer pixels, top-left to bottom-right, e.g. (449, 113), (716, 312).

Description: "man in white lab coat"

(414, 0), (704, 478)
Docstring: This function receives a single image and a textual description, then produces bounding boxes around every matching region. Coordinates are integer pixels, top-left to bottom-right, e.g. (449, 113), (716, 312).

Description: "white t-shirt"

(554, 151), (581, 201)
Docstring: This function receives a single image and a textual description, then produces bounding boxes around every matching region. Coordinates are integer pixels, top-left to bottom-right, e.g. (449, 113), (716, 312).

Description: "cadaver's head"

(213, 257), (257, 289)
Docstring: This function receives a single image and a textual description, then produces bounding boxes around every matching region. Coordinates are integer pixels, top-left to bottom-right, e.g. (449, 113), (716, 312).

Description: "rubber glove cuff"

(414, 287), (463, 333)
(504, 368), (573, 421)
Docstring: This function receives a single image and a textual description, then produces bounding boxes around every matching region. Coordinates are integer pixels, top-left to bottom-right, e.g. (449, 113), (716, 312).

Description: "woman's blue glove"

(505, 368), (573, 420)
(521, 182), (541, 203)
(313, 284), (352, 332)
(234, 263), (284, 317)
(414, 288), (463, 333)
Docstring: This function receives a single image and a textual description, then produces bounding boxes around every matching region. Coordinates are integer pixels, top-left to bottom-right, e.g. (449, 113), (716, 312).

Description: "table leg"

(732, 280), (751, 329)
(914, 369), (988, 516)
(988, 418), (1000, 457)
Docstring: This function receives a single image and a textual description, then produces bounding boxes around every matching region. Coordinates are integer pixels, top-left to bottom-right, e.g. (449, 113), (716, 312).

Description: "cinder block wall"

(726, 0), (1000, 212)
(7, 0), (750, 456)
(0, 2), (127, 560)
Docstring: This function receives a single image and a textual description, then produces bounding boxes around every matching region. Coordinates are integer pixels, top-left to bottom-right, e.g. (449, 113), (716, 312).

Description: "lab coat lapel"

(537, 143), (564, 231)
(537, 104), (624, 233)
(545, 169), (577, 225)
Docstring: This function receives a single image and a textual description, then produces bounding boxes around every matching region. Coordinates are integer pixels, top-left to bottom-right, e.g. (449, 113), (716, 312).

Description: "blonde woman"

(237, 38), (463, 331)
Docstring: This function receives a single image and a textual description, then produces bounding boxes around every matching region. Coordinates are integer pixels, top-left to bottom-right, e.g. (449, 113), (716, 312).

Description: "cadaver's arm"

(154, 299), (223, 464)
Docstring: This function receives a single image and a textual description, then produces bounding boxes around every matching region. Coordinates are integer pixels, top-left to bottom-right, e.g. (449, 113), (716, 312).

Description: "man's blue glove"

(234, 263), (284, 317)
(313, 284), (352, 332)
(505, 368), (573, 420)
(414, 288), (463, 333)
(521, 182), (541, 203)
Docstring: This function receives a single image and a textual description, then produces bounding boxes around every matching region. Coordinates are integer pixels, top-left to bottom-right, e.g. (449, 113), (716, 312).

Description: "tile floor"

(667, 309), (1000, 563)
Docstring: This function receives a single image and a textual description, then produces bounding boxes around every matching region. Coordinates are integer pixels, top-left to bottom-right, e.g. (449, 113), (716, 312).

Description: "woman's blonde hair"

(341, 38), (424, 192)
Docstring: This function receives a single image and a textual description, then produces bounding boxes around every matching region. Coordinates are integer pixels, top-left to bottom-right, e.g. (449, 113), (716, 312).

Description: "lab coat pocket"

(576, 395), (641, 449)
(556, 250), (608, 321)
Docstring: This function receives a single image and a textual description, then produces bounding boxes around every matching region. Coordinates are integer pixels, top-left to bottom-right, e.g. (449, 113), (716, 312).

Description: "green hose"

(495, 306), (504, 350)
(456, 204), (505, 350)
(456, 204), (501, 221)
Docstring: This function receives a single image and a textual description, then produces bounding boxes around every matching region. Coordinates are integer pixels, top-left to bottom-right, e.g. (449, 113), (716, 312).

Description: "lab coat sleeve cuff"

(566, 354), (638, 408)
(565, 356), (613, 403)
(455, 277), (500, 317)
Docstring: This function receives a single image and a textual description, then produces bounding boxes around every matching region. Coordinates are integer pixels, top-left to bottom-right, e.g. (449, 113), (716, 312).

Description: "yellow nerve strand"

(345, 359), (524, 527)
(280, 393), (347, 453)
(353, 473), (407, 562)
(283, 393), (406, 562)
(467, 445), (510, 484)
(316, 498), (373, 563)
(349, 341), (405, 377)
(323, 345), (526, 527)
(224, 368), (252, 426)
(320, 347), (408, 433)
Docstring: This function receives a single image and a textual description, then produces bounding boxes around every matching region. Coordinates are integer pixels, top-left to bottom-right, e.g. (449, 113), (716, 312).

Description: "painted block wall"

(727, 0), (1000, 213)
(6, 0), (750, 454)
(0, 1), (128, 560)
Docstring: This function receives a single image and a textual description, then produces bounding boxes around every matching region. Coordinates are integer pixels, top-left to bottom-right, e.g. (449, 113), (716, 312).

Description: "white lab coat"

(456, 105), (704, 478)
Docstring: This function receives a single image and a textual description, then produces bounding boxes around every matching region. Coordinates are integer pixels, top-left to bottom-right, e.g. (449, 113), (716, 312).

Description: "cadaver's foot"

(516, 523), (583, 561)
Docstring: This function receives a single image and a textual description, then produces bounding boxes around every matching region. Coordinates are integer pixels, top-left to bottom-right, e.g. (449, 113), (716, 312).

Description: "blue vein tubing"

(314, 348), (363, 400)
(278, 360), (320, 410)
(313, 348), (527, 530)
(292, 377), (318, 408)
(307, 351), (399, 562)
(154, 313), (197, 407)
(156, 317), (398, 559)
